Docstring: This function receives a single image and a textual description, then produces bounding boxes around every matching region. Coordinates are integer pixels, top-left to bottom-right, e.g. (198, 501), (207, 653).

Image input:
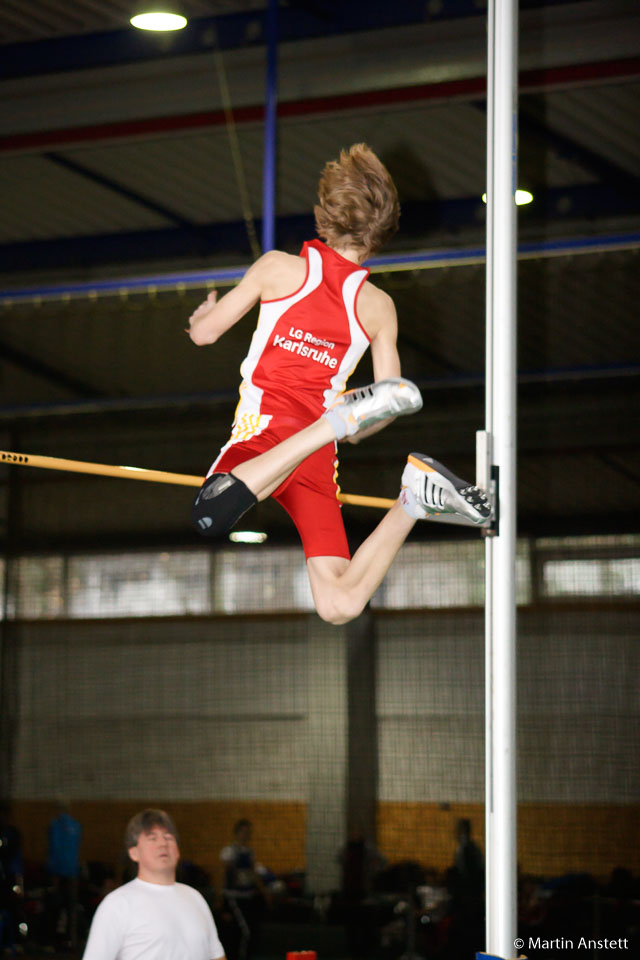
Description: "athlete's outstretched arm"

(187, 251), (277, 345)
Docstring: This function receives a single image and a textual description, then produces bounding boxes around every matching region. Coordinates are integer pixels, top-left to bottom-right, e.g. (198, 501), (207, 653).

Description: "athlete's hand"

(185, 290), (218, 332)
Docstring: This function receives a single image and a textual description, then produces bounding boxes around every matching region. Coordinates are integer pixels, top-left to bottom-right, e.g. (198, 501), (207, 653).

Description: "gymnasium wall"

(376, 607), (639, 878)
(6, 604), (639, 885)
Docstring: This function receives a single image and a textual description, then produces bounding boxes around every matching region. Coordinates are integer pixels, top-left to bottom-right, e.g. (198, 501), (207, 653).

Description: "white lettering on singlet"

(273, 332), (338, 369)
(287, 326), (336, 350)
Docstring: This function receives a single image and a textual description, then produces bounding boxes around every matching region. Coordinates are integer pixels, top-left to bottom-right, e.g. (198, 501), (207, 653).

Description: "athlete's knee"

(191, 472), (257, 537)
(314, 590), (365, 626)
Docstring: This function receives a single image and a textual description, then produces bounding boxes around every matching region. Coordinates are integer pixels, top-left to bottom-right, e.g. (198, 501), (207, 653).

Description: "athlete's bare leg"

(231, 418), (336, 500)
(302, 451), (493, 625)
(306, 500), (416, 625)
(229, 377), (422, 500)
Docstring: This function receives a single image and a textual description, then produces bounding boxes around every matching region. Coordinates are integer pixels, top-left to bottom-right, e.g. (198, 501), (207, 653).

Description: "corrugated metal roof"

(543, 81), (640, 175)
(0, 153), (171, 243)
(58, 125), (266, 227)
(2, 87), (621, 246)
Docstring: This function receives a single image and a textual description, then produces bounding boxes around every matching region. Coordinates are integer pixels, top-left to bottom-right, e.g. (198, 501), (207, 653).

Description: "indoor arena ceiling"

(1, 0), (639, 549)
(2, 0), (640, 281)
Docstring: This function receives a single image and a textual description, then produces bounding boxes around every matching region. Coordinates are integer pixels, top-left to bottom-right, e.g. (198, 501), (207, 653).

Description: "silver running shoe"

(401, 452), (492, 525)
(324, 378), (423, 440)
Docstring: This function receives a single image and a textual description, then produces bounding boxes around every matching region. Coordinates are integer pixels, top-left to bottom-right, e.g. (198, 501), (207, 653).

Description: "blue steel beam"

(1, 185), (639, 275)
(0, 1), (587, 81)
(3, 231), (639, 303)
(0, 217), (259, 273)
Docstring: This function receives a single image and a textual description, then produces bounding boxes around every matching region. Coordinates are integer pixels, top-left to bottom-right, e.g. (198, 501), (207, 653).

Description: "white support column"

(485, 1), (519, 957)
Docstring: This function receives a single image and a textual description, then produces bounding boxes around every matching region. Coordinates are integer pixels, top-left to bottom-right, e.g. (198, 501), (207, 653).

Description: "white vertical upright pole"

(262, 0), (278, 253)
(485, 0), (519, 957)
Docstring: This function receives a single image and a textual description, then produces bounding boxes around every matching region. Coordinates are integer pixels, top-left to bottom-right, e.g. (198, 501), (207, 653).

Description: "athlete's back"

(238, 240), (371, 425)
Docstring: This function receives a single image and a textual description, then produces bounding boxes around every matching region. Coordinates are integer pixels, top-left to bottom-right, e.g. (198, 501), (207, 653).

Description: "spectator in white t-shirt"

(83, 808), (226, 960)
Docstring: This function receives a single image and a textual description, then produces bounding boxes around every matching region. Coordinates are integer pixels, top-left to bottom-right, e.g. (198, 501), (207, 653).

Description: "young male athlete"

(188, 144), (490, 624)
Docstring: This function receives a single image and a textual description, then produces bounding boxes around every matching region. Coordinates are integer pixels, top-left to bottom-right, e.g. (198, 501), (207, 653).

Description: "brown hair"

(314, 143), (400, 255)
(125, 808), (178, 850)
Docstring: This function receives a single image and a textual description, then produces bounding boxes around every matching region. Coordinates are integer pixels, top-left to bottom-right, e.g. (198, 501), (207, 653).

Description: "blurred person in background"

(46, 799), (82, 951)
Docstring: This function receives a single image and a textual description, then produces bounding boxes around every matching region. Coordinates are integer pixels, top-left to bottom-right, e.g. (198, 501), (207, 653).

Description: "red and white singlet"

(210, 240), (372, 559)
(223, 239), (370, 447)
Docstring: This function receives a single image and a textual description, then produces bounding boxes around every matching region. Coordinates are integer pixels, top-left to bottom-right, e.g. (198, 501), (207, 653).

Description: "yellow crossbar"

(0, 450), (395, 509)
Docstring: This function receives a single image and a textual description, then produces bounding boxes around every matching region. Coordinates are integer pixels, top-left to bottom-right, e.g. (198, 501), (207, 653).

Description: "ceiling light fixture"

(130, 11), (188, 31)
(229, 531), (268, 544)
(482, 190), (534, 206)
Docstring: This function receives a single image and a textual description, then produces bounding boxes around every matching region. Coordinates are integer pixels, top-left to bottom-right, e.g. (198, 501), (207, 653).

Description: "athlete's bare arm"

(187, 250), (305, 346)
(345, 283), (402, 443)
(354, 282), (401, 380)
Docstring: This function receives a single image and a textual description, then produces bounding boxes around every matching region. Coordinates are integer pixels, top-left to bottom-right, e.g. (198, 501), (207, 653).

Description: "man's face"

(129, 824), (180, 882)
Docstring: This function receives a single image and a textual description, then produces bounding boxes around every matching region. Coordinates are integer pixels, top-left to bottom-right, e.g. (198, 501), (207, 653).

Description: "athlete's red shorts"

(210, 420), (350, 560)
